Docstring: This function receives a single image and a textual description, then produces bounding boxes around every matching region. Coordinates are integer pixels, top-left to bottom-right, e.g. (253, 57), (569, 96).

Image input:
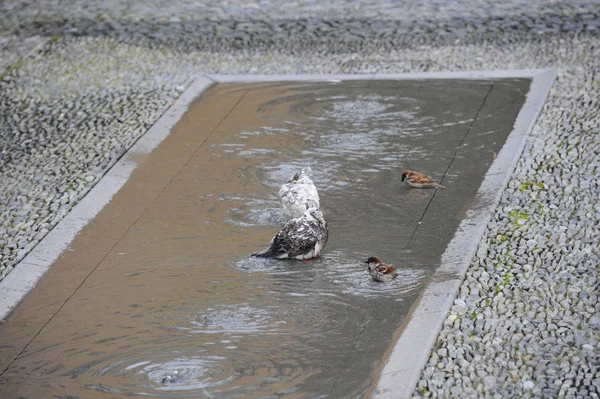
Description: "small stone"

(484, 375), (496, 389)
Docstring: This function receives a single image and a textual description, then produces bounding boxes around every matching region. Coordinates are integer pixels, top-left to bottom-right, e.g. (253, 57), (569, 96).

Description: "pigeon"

(252, 208), (328, 261)
(401, 170), (445, 189)
(278, 168), (320, 219)
(364, 256), (398, 282)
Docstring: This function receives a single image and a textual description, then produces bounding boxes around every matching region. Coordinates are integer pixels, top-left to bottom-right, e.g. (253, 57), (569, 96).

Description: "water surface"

(0, 78), (530, 398)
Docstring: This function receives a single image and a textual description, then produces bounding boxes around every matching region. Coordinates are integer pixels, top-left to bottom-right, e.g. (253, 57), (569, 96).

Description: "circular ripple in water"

(258, 85), (476, 135)
(315, 250), (428, 300)
(258, 158), (342, 191)
(239, 251), (426, 300)
(233, 251), (425, 327)
(174, 304), (285, 334)
(258, 92), (421, 129)
(252, 93), (438, 179)
(234, 255), (315, 276)
(96, 355), (232, 394)
(223, 197), (285, 228)
(81, 336), (315, 398)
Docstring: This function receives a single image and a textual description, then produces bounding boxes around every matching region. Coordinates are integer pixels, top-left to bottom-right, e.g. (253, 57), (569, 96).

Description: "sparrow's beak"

(401, 175), (406, 181)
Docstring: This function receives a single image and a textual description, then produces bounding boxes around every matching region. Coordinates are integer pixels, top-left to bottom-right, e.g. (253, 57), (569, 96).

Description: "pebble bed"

(0, 1), (599, 397)
(412, 42), (600, 398)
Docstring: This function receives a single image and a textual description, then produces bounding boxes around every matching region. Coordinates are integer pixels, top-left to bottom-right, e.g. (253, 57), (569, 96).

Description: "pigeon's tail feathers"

(251, 248), (274, 258)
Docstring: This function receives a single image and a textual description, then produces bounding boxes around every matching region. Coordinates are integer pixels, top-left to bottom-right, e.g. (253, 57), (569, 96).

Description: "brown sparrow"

(401, 170), (445, 189)
(365, 256), (398, 282)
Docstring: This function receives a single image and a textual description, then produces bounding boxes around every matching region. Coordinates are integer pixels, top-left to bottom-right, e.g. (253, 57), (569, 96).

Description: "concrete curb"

(207, 69), (545, 84)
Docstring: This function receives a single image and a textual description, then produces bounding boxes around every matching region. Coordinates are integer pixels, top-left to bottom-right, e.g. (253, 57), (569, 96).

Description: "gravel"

(409, 35), (600, 398)
(0, 35), (45, 71)
(1, 1), (599, 397)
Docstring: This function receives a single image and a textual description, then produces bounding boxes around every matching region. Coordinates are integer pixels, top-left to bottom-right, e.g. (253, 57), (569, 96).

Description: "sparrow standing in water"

(365, 256), (398, 282)
(401, 170), (445, 189)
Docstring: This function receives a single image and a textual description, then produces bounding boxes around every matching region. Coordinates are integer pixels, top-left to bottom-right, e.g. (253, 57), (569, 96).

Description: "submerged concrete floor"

(0, 78), (529, 398)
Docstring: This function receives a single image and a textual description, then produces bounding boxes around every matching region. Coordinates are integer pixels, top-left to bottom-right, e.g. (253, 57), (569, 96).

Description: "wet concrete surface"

(0, 78), (530, 398)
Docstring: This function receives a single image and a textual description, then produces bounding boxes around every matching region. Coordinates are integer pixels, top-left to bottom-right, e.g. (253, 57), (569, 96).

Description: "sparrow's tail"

(435, 183), (446, 189)
(251, 248), (274, 258)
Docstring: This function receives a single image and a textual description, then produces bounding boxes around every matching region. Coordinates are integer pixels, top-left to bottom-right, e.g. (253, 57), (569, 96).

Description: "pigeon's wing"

(411, 173), (437, 184)
(279, 186), (307, 218)
(253, 216), (320, 258)
(304, 182), (321, 207)
(278, 182), (292, 200)
(259, 231), (289, 258)
(276, 219), (318, 258)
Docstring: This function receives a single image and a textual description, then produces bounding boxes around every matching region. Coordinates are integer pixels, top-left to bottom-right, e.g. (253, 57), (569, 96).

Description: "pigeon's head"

(287, 173), (301, 184)
(365, 256), (382, 264)
(288, 170), (315, 185)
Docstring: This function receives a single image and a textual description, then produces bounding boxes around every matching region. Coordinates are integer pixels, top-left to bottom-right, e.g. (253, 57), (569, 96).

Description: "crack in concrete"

(405, 84), (495, 249)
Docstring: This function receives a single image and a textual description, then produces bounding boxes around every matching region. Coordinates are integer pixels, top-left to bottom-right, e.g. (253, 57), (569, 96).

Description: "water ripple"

(78, 335), (317, 398)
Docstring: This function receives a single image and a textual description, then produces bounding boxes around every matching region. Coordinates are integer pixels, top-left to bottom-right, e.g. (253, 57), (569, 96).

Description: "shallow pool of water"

(0, 78), (530, 398)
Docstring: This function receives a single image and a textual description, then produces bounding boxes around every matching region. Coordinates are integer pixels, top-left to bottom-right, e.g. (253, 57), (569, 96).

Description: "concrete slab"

(0, 71), (555, 398)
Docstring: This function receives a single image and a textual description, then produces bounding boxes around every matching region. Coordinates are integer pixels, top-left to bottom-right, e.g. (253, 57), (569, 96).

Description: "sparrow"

(252, 207), (328, 261)
(401, 170), (445, 189)
(278, 168), (320, 220)
(365, 256), (398, 282)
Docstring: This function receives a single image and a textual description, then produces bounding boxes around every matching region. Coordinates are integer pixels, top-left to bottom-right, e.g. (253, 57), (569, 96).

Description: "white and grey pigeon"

(278, 168), (320, 220)
(251, 207), (328, 261)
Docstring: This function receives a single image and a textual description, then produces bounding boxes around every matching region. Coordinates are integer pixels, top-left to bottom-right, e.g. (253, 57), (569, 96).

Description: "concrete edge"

(0, 76), (215, 321)
(372, 69), (547, 80)
(208, 69), (548, 83)
(373, 68), (558, 398)
(208, 73), (376, 82)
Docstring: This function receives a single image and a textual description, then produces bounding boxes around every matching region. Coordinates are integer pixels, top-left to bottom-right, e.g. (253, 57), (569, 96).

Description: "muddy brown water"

(0, 79), (530, 398)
